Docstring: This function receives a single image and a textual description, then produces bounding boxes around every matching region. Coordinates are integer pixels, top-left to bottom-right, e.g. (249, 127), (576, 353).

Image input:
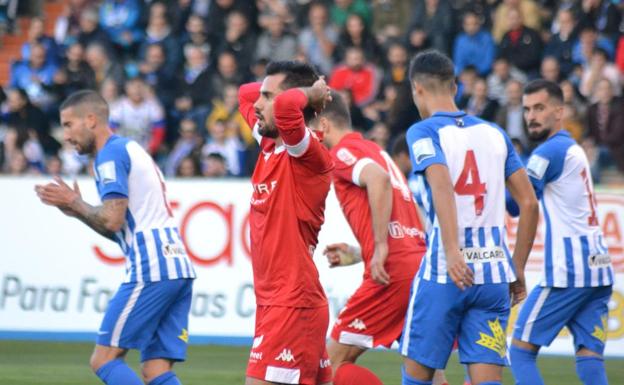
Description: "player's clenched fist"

(35, 176), (82, 216)
(303, 77), (332, 111)
(323, 243), (362, 267)
(509, 270), (527, 306)
(447, 251), (474, 290)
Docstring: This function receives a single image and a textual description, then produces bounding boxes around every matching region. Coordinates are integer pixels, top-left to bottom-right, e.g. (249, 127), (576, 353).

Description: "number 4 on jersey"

(454, 150), (487, 215)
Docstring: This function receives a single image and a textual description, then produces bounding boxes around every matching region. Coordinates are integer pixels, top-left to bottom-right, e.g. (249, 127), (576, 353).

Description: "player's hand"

(447, 250), (474, 290)
(35, 177), (82, 216)
(370, 242), (390, 285)
(323, 243), (362, 267)
(510, 271), (527, 306)
(304, 77), (332, 111)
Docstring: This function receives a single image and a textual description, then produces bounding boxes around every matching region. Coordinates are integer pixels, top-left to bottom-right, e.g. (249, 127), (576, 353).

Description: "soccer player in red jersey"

(238, 61), (334, 385)
(309, 92), (441, 384)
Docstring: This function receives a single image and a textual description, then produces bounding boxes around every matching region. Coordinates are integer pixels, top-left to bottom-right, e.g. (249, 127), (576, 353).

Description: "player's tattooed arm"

(35, 177), (127, 241)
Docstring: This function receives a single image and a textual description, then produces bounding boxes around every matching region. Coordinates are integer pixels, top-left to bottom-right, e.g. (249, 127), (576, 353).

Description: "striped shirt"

(406, 111), (523, 284)
(526, 130), (613, 287)
(94, 135), (196, 283)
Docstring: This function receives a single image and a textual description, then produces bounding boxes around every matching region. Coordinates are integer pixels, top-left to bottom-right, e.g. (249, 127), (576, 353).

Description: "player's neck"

(547, 126), (563, 139)
(426, 96), (459, 117)
(95, 131), (113, 154)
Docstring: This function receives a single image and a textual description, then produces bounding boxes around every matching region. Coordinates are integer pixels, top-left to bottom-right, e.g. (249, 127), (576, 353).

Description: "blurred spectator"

(85, 43), (125, 89)
(54, 0), (97, 45)
(256, 0), (296, 30)
(138, 3), (181, 78)
(218, 10), (256, 72)
(371, 0), (410, 43)
(544, 8), (577, 77)
(9, 44), (59, 113)
(138, 43), (176, 109)
(586, 78), (624, 177)
(335, 88), (371, 131)
(298, 2), (338, 76)
(456, 65), (478, 102)
(577, 0), (621, 40)
(540, 56), (562, 83)
(367, 122), (390, 150)
(335, 13), (381, 64)
(22, 17), (59, 64)
(173, 45), (212, 125)
(0, 0), (18, 34)
(202, 119), (244, 176)
(109, 77), (166, 155)
(617, 36), (624, 74)
(255, 15), (297, 62)
(572, 26), (614, 67)
(8, 150), (31, 175)
(177, 155), (201, 177)
(562, 102), (585, 142)
(210, 51), (249, 100)
(560, 79), (588, 120)
(453, 10), (496, 76)
(206, 84), (253, 145)
(165, 118), (203, 176)
(76, 7), (114, 54)
(487, 57), (527, 104)
(52, 42), (96, 100)
(99, 0), (143, 57)
(2, 88), (60, 156)
(181, 14), (212, 59)
(331, 0), (372, 28)
(498, 7), (543, 78)
(329, 46), (380, 107)
(206, 0), (254, 43)
(45, 155), (62, 175)
(382, 42), (409, 87)
(492, 0), (541, 42)
(458, 77), (499, 121)
(511, 137), (529, 163)
(580, 48), (621, 101)
(58, 140), (87, 175)
(100, 77), (120, 105)
(495, 79), (528, 147)
(202, 152), (228, 177)
(406, 0), (453, 55)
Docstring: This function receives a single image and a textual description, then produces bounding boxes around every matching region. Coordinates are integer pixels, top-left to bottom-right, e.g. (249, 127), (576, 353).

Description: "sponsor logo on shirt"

(348, 318), (366, 331)
(97, 161), (117, 184)
(337, 148), (357, 166)
(320, 358), (331, 369)
(253, 181), (278, 195)
(475, 317), (507, 358)
(275, 349), (295, 363)
(411, 138), (435, 164)
(162, 244), (187, 258)
(527, 155), (550, 180)
(388, 221), (426, 240)
(588, 254), (611, 268)
(462, 247), (506, 263)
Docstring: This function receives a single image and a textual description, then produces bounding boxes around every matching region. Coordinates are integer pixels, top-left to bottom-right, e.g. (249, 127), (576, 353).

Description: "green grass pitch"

(0, 341), (623, 384)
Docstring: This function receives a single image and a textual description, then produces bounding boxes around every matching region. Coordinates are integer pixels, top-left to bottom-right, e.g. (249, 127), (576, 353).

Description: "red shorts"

(247, 305), (332, 385)
(330, 277), (413, 349)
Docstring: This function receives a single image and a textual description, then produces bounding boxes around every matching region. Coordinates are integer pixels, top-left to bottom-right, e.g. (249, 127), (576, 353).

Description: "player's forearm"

(366, 175), (393, 246)
(273, 88), (308, 145)
(70, 199), (120, 241)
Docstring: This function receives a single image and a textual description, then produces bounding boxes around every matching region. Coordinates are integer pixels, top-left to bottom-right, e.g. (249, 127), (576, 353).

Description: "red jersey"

(238, 82), (334, 308)
(330, 132), (426, 281)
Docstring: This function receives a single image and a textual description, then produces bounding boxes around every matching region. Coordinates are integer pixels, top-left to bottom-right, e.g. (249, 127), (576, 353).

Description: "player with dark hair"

(238, 61), (334, 385)
(509, 79), (614, 385)
(35, 90), (195, 385)
(400, 50), (539, 385)
(310, 91), (449, 385)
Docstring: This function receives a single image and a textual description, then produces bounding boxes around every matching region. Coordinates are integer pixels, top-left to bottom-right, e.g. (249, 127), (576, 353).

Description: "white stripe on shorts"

(110, 282), (145, 347)
(521, 287), (551, 342)
(400, 277), (421, 356)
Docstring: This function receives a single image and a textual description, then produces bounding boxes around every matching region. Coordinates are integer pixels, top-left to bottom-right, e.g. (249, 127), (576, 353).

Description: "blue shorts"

(97, 279), (193, 362)
(399, 278), (510, 369)
(513, 285), (612, 354)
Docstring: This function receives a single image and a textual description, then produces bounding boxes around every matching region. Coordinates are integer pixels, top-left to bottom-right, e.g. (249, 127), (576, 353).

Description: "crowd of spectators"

(1, 0), (623, 183)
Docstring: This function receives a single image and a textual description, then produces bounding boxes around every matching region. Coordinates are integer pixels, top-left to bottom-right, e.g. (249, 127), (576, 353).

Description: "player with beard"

(509, 80), (614, 385)
(237, 61), (334, 385)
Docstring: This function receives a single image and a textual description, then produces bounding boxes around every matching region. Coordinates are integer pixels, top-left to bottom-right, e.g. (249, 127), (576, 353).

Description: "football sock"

(334, 362), (382, 385)
(95, 359), (143, 385)
(576, 356), (608, 385)
(401, 366), (432, 385)
(509, 345), (544, 385)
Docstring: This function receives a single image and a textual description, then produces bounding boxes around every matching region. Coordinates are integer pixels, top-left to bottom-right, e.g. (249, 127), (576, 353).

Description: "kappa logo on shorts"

(275, 348), (295, 362)
(591, 316), (608, 343)
(348, 318), (367, 331)
(178, 328), (189, 343)
(475, 318), (507, 358)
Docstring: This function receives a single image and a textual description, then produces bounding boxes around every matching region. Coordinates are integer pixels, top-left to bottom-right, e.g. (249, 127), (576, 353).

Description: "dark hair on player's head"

(60, 89), (109, 120)
(409, 49), (455, 92)
(391, 133), (408, 157)
(523, 79), (564, 104)
(313, 90), (351, 128)
(266, 60), (319, 90)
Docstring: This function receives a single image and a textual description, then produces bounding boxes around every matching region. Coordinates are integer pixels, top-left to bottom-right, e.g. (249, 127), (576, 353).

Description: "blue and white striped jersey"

(94, 135), (196, 283)
(408, 173), (433, 234)
(406, 111), (523, 285)
(526, 130), (613, 288)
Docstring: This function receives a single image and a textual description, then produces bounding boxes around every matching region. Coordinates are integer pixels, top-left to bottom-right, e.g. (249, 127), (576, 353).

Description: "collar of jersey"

(431, 111), (467, 118)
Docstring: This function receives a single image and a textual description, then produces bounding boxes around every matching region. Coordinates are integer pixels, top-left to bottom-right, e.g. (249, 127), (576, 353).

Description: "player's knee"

(511, 338), (539, 353)
(141, 359), (173, 383)
(327, 340), (364, 367)
(576, 347), (602, 358)
(89, 351), (110, 373)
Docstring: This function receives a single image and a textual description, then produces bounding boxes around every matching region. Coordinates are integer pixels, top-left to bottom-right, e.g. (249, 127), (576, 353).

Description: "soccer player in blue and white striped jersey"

(399, 50), (539, 385)
(35, 90), (195, 385)
(510, 80), (614, 385)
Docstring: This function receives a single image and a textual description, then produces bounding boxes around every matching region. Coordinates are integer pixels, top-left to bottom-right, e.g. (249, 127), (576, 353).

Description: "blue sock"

(576, 356), (608, 385)
(509, 345), (544, 385)
(401, 365), (432, 385)
(148, 371), (182, 385)
(95, 359), (143, 385)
